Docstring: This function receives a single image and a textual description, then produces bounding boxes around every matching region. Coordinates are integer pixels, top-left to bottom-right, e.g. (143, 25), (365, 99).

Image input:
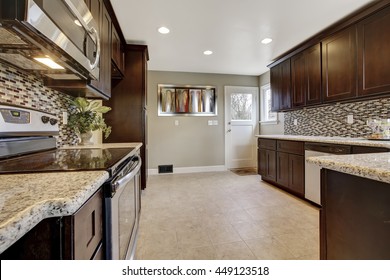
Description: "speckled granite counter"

(255, 134), (390, 148)
(306, 153), (390, 184)
(0, 171), (109, 254)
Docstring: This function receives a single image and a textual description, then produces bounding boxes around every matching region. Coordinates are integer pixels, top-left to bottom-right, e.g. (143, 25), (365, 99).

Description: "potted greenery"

(67, 97), (112, 145)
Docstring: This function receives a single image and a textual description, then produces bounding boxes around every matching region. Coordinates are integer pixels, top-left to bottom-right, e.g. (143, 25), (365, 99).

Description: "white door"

(225, 86), (259, 169)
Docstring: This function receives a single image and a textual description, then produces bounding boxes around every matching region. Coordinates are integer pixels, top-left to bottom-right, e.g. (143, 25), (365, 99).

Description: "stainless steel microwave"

(0, 0), (100, 81)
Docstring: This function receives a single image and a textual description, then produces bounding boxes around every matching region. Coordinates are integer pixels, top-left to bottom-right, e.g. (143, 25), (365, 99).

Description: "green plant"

(67, 97), (112, 139)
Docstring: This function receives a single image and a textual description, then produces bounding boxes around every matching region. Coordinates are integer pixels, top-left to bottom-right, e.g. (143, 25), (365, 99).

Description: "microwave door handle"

(62, 0), (101, 70)
(112, 157), (142, 192)
(88, 27), (100, 70)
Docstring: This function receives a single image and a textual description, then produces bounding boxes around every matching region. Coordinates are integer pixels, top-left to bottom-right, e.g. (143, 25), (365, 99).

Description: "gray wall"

(147, 71), (259, 170)
(258, 71), (284, 135)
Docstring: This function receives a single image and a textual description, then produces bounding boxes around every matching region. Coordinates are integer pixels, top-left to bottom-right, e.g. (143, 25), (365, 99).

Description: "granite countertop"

(0, 142), (143, 254)
(306, 153), (390, 184)
(0, 171), (109, 254)
(255, 134), (390, 148)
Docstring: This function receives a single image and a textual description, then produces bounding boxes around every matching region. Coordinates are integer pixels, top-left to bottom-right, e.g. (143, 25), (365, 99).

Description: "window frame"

(260, 84), (278, 124)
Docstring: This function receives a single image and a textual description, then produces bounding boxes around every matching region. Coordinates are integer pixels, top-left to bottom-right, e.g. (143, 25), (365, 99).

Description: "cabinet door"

(270, 64), (281, 111)
(291, 44), (321, 108)
(305, 44), (322, 105)
(291, 52), (306, 107)
(111, 25), (125, 77)
(259, 149), (276, 181)
(288, 154), (304, 196)
(357, 6), (390, 96)
(322, 26), (357, 102)
(276, 152), (289, 187)
(271, 59), (291, 111)
(72, 188), (103, 260)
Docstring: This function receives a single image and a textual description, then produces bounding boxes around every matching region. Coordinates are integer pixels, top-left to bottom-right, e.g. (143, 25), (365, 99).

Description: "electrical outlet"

(347, 114), (354, 124)
(208, 120), (213, 125)
(62, 112), (68, 125)
(175, 120), (179, 126)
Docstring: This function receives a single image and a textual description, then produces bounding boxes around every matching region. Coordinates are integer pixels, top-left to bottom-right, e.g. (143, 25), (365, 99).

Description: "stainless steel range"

(0, 104), (141, 260)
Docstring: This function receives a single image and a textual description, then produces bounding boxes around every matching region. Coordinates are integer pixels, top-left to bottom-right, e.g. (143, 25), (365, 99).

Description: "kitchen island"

(307, 152), (390, 259)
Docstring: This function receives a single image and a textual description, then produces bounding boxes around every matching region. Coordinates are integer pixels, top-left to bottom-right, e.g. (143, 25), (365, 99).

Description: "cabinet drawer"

(73, 188), (103, 260)
(277, 140), (304, 155)
(352, 145), (389, 154)
(258, 139), (276, 150)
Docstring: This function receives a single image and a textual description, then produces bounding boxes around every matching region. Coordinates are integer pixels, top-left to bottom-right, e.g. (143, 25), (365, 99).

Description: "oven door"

(105, 155), (141, 260)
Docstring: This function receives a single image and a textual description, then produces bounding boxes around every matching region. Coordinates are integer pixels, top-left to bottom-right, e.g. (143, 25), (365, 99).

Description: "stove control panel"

(0, 105), (59, 136)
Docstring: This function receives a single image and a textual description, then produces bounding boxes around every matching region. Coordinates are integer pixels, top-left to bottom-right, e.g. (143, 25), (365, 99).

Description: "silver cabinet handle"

(63, 0), (101, 70)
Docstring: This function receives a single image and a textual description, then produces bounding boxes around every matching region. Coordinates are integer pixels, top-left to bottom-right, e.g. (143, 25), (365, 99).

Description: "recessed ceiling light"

(203, 50), (213, 55)
(158, 27), (170, 34)
(261, 38), (273, 44)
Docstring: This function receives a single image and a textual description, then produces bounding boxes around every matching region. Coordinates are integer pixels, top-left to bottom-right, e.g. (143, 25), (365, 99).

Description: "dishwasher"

(304, 143), (351, 205)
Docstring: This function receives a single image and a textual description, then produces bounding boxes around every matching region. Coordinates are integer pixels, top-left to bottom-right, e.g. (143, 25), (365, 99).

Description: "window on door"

(260, 84), (277, 124)
(231, 93), (253, 120)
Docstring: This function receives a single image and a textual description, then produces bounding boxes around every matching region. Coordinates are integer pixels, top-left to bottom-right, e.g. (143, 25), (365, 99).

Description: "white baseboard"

(148, 165), (227, 175)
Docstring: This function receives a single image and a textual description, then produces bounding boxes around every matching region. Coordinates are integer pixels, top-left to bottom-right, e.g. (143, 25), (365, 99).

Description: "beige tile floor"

(136, 171), (319, 260)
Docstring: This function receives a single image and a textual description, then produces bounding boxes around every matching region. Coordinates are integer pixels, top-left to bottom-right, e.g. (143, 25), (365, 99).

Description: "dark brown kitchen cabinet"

(111, 25), (125, 78)
(258, 138), (304, 197)
(0, 188), (104, 260)
(104, 45), (149, 189)
(357, 5), (390, 97)
(291, 44), (322, 107)
(322, 26), (357, 102)
(63, 188), (103, 260)
(351, 145), (390, 154)
(85, 0), (112, 98)
(321, 169), (390, 259)
(276, 152), (289, 186)
(276, 140), (305, 197)
(270, 59), (291, 111)
(258, 139), (276, 181)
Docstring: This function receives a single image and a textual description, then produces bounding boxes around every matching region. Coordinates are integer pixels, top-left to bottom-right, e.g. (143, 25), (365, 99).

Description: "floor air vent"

(158, 165), (173, 174)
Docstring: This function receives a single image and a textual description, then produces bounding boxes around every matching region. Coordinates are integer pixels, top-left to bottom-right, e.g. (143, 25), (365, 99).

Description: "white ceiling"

(111, 0), (375, 76)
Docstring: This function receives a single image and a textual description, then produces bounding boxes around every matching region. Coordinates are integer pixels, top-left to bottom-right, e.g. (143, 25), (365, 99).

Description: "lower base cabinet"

(258, 139), (305, 198)
(1, 188), (103, 260)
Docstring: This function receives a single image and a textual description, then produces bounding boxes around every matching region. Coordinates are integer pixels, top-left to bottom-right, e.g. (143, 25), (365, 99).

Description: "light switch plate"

(175, 120), (179, 126)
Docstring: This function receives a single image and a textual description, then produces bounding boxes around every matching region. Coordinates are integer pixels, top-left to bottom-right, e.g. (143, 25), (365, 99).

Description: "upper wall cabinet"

(269, 1), (390, 112)
(271, 59), (291, 111)
(111, 25), (125, 78)
(291, 44), (322, 108)
(322, 26), (357, 103)
(357, 5), (390, 97)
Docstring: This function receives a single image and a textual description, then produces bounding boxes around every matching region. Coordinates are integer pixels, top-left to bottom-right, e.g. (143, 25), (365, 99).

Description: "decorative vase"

(79, 131), (93, 145)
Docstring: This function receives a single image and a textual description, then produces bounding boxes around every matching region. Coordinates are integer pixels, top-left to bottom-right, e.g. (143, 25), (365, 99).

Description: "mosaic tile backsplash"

(0, 63), (78, 146)
(285, 97), (390, 137)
